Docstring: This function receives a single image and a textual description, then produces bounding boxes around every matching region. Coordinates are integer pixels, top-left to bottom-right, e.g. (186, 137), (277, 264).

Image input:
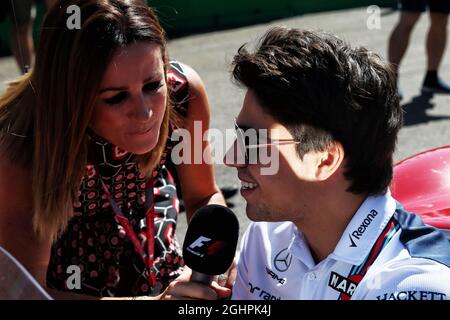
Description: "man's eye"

(143, 81), (163, 93)
(104, 92), (128, 105)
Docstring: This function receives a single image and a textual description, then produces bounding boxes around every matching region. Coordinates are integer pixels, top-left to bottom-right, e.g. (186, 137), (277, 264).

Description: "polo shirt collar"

(330, 190), (397, 265)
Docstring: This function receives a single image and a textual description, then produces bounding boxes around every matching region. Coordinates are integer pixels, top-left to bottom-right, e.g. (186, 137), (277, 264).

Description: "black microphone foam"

(183, 204), (239, 276)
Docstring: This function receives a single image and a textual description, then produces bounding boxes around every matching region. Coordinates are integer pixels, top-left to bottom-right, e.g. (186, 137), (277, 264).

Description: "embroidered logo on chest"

(328, 271), (358, 297)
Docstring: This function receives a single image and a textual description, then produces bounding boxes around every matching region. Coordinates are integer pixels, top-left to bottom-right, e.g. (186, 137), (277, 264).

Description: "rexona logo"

(328, 272), (358, 297)
(186, 236), (225, 258)
(348, 209), (378, 247)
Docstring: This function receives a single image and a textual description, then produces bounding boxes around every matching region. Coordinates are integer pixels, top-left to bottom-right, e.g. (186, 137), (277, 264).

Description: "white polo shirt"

(231, 191), (450, 300)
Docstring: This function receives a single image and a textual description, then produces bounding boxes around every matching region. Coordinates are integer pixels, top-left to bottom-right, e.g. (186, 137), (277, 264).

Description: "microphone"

(182, 204), (239, 284)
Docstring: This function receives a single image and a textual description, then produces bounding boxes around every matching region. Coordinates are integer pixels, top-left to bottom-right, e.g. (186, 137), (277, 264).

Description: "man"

(224, 26), (450, 300)
(388, 0), (450, 98)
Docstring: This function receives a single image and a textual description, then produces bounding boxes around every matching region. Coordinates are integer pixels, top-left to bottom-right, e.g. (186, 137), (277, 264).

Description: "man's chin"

(245, 203), (267, 222)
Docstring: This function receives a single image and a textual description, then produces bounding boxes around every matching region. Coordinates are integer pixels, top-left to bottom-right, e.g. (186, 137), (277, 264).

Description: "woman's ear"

(315, 142), (345, 181)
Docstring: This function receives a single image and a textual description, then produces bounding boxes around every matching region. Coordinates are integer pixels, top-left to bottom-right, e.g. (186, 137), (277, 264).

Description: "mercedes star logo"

(274, 248), (293, 272)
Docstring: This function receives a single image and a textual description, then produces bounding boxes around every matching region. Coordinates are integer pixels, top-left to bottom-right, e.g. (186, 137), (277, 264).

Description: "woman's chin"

(128, 139), (159, 155)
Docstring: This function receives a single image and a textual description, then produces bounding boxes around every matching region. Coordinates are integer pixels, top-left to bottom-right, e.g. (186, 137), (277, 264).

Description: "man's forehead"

(237, 90), (290, 138)
(238, 90), (273, 127)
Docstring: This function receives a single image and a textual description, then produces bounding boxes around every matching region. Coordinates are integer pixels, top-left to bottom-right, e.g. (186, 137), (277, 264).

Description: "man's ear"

(315, 142), (345, 181)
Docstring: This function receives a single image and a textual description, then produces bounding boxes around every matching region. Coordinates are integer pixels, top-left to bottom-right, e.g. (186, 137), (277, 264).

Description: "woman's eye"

(143, 81), (163, 93)
(104, 92), (128, 105)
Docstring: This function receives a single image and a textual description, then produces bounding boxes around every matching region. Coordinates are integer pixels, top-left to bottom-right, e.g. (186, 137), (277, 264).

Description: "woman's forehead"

(100, 42), (164, 87)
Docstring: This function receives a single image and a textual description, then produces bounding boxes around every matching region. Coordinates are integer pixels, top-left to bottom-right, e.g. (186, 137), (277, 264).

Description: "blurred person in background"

(388, 0), (450, 99)
(1, 0), (58, 74)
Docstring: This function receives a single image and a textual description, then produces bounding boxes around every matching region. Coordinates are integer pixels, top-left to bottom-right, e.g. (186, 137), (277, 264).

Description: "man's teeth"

(241, 181), (258, 190)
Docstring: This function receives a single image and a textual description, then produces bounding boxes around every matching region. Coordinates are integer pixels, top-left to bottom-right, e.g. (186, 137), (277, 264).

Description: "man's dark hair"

(232, 26), (403, 196)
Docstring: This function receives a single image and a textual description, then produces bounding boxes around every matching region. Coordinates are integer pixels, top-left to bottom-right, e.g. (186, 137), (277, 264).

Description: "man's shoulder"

(355, 256), (450, 300)
(393, 205), (450, 267)
(353, 204), (450, 300)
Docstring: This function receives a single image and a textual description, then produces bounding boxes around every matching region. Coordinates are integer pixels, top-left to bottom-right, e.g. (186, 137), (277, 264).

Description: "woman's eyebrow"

(99, 73), (163, 93)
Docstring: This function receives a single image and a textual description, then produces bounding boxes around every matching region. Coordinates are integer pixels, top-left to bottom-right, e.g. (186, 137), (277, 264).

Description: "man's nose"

(223, 140), (247, 168)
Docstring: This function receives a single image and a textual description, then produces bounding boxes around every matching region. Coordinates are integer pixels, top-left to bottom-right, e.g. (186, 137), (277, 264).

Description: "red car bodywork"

(391, 145), (450, 233)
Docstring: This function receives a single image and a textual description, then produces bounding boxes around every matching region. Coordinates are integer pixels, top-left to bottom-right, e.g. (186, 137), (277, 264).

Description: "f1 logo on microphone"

(187, 236), (225, 257)
(189, 236), (212, 250)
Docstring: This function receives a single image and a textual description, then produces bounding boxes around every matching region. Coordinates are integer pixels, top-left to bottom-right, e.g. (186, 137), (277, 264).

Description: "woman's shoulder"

(168, 60), (209, 113)
(168, 61), (204, 91)
(167, 61), (189, 94)
(167, 61), (207, 104)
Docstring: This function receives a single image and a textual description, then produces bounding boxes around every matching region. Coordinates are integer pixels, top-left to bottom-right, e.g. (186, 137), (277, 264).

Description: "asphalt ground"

(1, 6), (449, 248)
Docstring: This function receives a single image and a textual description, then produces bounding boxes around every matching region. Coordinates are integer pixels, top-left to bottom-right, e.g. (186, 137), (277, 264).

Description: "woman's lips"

(129, 124), (154, 136)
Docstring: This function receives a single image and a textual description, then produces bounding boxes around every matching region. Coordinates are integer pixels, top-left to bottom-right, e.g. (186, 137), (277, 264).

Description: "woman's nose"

(130, 94), (152, 121)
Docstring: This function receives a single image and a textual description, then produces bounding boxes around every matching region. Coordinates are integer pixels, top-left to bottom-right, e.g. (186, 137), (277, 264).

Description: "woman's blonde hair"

(0, 0), (173, 240)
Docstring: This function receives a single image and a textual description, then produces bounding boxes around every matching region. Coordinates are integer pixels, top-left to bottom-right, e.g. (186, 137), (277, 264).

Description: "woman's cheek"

(154, 93), (167, 122)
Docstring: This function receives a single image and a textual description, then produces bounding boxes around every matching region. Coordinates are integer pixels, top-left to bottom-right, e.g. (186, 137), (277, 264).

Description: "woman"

(0, 0), (226, 299)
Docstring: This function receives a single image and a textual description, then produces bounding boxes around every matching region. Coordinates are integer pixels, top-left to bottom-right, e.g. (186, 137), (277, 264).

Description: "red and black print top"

(46, 61), (189, 297)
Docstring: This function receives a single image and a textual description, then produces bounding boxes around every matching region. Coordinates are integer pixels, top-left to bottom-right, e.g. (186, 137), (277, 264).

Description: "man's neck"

(294, 190), (367, 264)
